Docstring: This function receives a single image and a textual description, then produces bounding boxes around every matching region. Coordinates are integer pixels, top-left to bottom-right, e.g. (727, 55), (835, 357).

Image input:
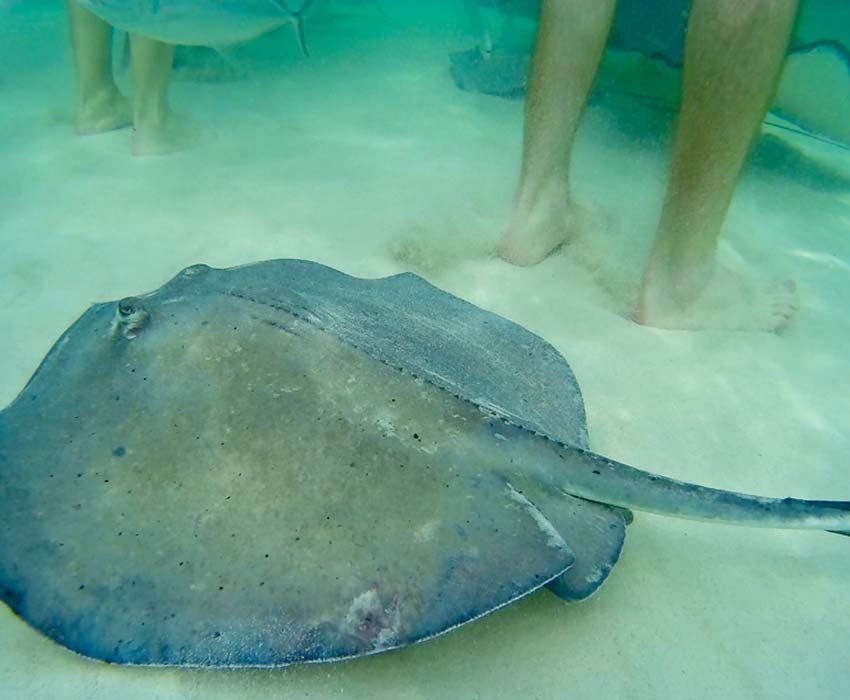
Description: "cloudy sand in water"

(1, 1), (849, 698)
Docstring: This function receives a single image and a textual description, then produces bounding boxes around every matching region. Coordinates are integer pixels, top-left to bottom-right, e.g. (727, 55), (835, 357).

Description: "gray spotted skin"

(0, 260), (608, 666)
(0, 278), (576, 665)
(0, 259), (847, 668)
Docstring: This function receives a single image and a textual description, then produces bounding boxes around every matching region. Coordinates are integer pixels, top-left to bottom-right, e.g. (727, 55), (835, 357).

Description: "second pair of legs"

(500, 0), (800, 331)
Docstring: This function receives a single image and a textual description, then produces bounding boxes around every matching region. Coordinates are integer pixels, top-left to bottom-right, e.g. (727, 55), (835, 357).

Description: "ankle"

(515, 176), (571, 217)
(78, 81), (120, 111)
(133, 99), (170, 130)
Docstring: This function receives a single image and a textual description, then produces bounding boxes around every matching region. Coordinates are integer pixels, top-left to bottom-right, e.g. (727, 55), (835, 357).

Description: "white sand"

(1, 3), (849, 698)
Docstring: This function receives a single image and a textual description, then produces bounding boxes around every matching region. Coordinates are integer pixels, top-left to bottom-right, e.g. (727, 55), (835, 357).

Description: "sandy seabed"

(1, 3), (849, 699)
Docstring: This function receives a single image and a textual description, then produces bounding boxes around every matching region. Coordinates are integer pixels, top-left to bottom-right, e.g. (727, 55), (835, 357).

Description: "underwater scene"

(1, 0), (849, 698)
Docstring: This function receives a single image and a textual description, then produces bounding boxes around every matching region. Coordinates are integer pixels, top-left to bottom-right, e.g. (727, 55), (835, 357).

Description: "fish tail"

(551, 445), (850, 534)
(273, 0), (315, 57)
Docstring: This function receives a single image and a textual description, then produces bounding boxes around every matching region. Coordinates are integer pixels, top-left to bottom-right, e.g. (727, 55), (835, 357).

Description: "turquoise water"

(1, 1), (849, 698)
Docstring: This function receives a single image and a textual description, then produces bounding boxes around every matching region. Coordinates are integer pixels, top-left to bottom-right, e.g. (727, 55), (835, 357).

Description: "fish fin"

(273, 0), (315, 57)
(511, 478), (627, 603)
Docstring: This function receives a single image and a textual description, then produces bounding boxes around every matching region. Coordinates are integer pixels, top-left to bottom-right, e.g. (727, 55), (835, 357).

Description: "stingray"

(455, 0), (850, 145)
(79, 0), (317, 54)
(463, 0), (850, 68)
(0, 259), (847, 668)
(450, 46), (529, 100)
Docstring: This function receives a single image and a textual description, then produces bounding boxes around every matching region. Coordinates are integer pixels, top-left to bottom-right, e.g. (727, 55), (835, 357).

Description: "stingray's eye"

(113, 298), (151, 340)
(118, 298), (138, 317)
(182, 264), (210, 278)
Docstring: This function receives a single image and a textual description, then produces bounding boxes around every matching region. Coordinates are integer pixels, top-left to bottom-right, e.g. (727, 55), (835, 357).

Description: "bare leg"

(635, 0), (799, 330)
(65, 0), (131, 134)
(129, 34), (195, 156)
(499, 0), (617, 266)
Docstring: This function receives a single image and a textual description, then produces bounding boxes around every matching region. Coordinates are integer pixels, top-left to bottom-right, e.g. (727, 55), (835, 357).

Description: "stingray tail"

(543, 441), (850, 535)
(274, 0), (315, 57)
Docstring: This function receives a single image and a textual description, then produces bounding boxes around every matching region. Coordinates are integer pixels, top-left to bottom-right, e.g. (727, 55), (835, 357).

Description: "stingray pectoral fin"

(550, 444), (850, 534)
(510, 477), (627, 602)
(0, 292), (580, 667)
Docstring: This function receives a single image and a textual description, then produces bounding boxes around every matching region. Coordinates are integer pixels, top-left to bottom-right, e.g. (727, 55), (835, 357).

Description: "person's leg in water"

(635, 0), (799, 330)
(499, 0), (617, 266)
(66, 0), (131, 134)
(66, 1), (191, 155)
(128, 33), (195, 156)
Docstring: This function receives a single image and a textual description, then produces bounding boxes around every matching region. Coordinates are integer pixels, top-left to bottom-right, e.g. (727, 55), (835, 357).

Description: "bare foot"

(635, 259), (799, 331)
(499, 188), (591, 266)
(75, 86), (132, 135)
(132, 112), (199, 157)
